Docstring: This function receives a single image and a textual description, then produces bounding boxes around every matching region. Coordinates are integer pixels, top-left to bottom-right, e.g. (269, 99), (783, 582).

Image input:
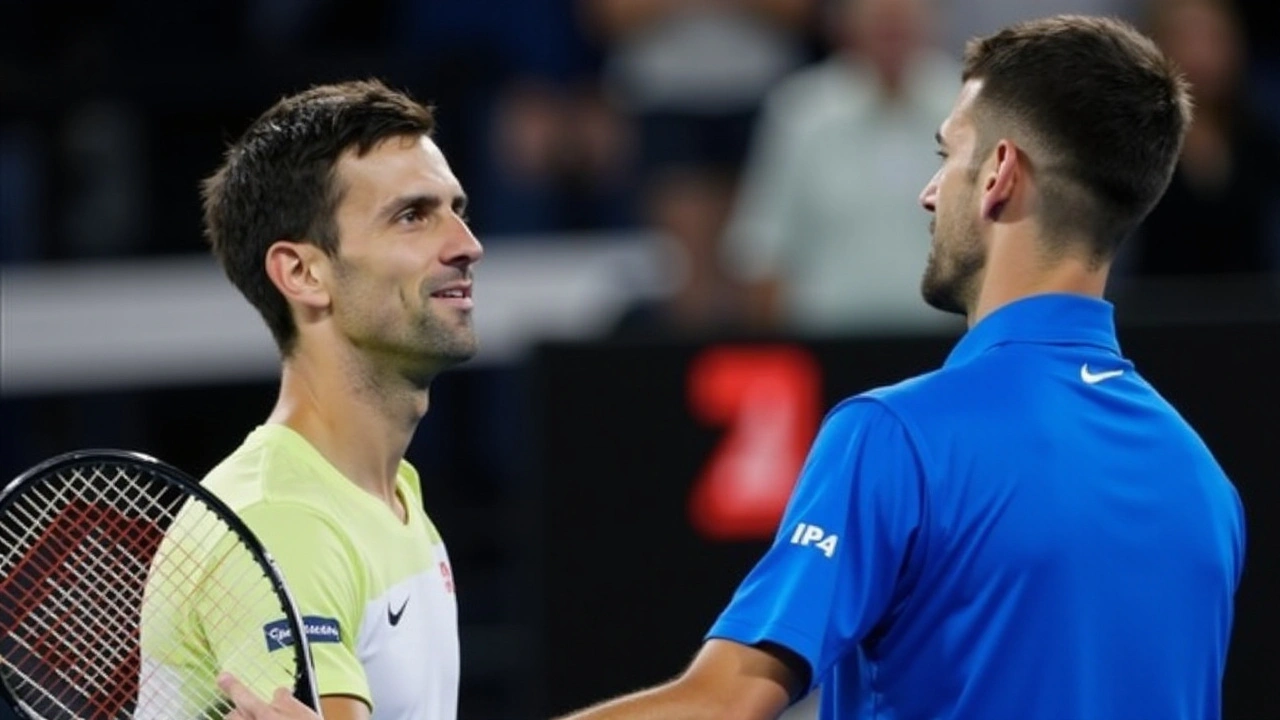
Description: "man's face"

(326, 134), (483, 377)
(919, 80), (988, 317)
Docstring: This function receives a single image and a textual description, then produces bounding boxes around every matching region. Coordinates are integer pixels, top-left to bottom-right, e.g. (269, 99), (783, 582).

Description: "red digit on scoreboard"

(686, 346), (822, 541)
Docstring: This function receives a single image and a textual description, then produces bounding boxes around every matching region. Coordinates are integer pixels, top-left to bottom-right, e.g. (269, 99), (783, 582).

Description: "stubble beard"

(334, 261), (480, 383)
(921, 212), (985, 317)
(415, 305), (478, 368)
(402, 277), (480, 380)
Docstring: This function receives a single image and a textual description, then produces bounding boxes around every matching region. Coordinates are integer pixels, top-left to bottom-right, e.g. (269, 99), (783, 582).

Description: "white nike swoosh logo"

(1080, 364), (1125, 384)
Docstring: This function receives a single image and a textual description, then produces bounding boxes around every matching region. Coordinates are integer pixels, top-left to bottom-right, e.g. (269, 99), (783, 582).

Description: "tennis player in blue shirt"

(219, 13), (1246, 720)
(547, 13), (1244, 720)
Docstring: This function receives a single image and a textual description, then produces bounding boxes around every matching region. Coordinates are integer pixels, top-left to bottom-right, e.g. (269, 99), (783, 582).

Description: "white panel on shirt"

(355, 550), (458, 720)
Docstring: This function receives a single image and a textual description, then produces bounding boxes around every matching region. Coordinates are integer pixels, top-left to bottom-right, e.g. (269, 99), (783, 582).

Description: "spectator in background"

(723, 0), (962, 335)
(388, 0), (628, 236)
(610, 168), (746, 337)
(410, 0), (637, 235)
(486, 70), (636, 235)
(1234, 0), (1280, 139)
(586, 0), (817, 337)
(4, 0), (153, 260)
(1121, 0), (1280, 277)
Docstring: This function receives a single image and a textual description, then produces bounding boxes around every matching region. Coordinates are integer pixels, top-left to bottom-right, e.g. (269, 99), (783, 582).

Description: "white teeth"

(437, 290), (465, 298)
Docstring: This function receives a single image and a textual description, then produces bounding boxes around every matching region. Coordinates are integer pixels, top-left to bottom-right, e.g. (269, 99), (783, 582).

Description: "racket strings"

(138, 472), (306, 717)
(0, 463), (301, 720)
(1, 466), (172, 718)
(138, 502), (300, 718)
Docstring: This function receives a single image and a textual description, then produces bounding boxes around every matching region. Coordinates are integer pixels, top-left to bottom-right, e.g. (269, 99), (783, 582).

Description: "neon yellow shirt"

(139, 424), (458, 719)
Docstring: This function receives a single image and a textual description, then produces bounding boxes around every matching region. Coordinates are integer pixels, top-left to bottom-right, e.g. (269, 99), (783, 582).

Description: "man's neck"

(967, 234), (1110, 328)
(267, 346), (430, 519)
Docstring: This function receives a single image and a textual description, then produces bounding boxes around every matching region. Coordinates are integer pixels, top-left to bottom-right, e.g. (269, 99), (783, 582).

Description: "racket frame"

(0, 449), (322, 717)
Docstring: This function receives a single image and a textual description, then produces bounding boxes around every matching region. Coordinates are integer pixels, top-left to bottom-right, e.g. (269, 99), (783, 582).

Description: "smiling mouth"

(429, 284), (475, 312)
(431, 288), (471, 299)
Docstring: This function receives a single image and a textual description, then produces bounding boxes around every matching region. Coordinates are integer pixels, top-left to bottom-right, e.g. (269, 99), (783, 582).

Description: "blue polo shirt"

(707, 294), (1245, 720)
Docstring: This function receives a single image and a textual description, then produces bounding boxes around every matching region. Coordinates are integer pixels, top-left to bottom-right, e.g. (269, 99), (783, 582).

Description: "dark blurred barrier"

(530, 320), (1280, 719)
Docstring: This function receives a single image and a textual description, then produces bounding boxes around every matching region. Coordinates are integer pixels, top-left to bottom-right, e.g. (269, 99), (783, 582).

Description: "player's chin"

(920, 268), (964, 316)
(438, 331), (480, 364)
(418, 311), (479, 363)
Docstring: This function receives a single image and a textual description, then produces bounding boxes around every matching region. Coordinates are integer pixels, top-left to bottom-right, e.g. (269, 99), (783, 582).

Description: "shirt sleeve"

(705, 398), (926, 692)
(206, 502), (373, 708)
(139, 503), (250, 718)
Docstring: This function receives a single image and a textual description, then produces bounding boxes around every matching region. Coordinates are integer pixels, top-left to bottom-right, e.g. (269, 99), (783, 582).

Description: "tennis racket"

(0, 449), (319, 719)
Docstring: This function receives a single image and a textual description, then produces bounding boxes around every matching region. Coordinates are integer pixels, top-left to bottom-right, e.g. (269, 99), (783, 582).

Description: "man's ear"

(264, 240), (332, 312)
(980, 140), (1020, 221)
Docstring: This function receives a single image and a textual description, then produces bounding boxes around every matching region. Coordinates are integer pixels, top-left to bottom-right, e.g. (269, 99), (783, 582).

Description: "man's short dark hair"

(202, 79), (436, 355)
(962, 15), (1193, 259)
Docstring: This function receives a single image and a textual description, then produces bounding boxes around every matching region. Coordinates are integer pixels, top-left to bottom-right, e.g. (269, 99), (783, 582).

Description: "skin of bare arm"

(553, 640), (804, 720)
(217, 674), (369, 720)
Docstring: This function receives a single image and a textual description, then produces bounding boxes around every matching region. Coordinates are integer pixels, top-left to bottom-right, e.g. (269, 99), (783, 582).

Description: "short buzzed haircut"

(962, 15), (1193, 259)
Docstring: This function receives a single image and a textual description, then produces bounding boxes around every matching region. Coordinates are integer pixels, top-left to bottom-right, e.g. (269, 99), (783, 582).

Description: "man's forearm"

(555, 680), (717, 720)
(554, 640), (796, 720)
(555, 671), (790, 720)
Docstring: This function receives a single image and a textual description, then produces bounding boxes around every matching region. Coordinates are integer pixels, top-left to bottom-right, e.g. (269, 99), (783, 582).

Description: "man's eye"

(396, 209), (422, 224)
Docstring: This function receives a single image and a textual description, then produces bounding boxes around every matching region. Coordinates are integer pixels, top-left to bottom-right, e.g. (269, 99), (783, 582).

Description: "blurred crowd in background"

(3, 0), (1278, 337)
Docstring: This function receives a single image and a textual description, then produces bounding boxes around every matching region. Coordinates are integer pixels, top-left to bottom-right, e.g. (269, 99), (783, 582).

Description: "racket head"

(0, 449), (319, 718)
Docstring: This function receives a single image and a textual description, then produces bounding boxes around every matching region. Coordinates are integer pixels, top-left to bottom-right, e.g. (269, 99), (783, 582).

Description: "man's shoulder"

(202, 425), (337, 519)
(812, 370), (944, 454)
(844, 359), (999, 433)
(857, 362), (970, 406)
(199, 443), (359, 568)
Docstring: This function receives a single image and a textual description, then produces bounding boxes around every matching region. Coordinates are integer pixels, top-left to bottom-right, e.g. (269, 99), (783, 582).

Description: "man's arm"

(222, 403), (919, 720)
(743, 277), (784, 330)
(318, 696), (371, 720)
(555, 639), (802, 720)
(232, 504), (374, 707)
(220, 641), (797, 720)
(218, 674), (319, 720)
(720, 63), (812, 333)
(217, 675), (371, 720)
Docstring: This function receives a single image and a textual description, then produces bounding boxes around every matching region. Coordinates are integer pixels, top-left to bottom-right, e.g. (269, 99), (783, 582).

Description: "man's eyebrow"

(378, 194), (441, 220)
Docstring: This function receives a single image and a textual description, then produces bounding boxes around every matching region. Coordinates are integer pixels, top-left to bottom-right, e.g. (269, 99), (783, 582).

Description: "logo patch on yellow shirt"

(263, 616), (342, 651)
